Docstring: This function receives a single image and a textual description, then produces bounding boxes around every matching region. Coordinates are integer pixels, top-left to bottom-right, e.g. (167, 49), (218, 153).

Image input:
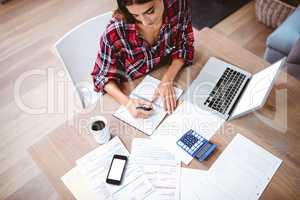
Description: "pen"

(131, 94), (162, 109)
(136, 106), (153, 111)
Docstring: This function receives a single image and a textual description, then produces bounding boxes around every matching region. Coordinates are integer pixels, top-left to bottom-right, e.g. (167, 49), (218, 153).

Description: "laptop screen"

(230, 58), (285, 119)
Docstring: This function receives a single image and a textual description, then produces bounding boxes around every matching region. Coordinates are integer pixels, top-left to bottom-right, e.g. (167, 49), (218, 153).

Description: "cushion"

(285, 38), (300, 79)
(287, 38), (300, 65)
(266, 5), (300, 54)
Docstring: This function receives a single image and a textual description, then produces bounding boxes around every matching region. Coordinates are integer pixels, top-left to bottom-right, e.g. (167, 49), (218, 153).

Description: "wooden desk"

(29, 28), (300, 200)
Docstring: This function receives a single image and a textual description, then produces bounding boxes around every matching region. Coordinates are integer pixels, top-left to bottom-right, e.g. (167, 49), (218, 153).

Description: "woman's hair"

(114, 0), (154, 23)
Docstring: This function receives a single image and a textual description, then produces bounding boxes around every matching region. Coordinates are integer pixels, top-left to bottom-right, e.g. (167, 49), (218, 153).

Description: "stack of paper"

(61, 134), (282, 200)
(131, 138), (181, 200)
(180, 134), (282, 200)
(62, 137), (153, 200)
(113, 75), (183, 136)
(61, 137), (183, 200)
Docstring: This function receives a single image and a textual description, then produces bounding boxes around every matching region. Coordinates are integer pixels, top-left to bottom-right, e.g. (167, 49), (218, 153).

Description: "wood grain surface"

(29, 28), (300, 200)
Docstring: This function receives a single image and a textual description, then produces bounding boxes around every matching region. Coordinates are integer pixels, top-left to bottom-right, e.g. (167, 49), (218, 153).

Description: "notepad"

(113, 75), (183, 136)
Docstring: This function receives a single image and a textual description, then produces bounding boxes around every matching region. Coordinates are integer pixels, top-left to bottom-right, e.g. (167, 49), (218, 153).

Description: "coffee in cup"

(88, 116), (111, 144)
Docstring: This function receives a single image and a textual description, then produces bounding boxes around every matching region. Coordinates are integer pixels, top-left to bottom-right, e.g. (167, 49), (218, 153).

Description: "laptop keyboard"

(204, 67), (246, 114)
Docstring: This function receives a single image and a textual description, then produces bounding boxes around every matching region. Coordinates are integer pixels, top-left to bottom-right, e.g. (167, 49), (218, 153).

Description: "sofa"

(285, 38), (300, 79)
(264, 5), (300, 63)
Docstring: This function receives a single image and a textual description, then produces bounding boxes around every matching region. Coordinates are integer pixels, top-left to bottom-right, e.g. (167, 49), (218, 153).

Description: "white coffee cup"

(88, 116), (111, 144)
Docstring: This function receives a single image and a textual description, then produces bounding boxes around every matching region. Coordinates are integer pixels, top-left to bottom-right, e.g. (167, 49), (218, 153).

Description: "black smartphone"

(106, 154), (128, 185)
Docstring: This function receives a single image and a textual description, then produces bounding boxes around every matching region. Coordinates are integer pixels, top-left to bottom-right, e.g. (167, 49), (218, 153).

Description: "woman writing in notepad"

(91, 0), (194, 118)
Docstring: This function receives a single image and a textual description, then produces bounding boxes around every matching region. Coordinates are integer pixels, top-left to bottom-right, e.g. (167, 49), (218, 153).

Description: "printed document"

(131, 138), (181, 200)
(180, 134), (282, 200)
(76, 136), (153, 200)
(113, 75), (183, 136)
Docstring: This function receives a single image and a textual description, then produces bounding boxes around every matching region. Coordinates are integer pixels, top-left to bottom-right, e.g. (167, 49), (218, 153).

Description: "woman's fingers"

(136, 99), (153, 118)
(168, 93), (174, 113)
(137, 109), (152, 118)
(152, 82), (177, 114)
(159, 89), (174, 114)
(171, 87), (177, 112)
(166, 94), (172, 114)
(171, 88), (177, 111)
(151, 88), (159, 103)
(133, 109), (151, 119)
(138, 99), (152, 108)
(166, 87), (177, 113)
(161, 92), (167, 112)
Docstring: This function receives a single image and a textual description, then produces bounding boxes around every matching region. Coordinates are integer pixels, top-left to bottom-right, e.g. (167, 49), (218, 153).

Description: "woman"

(91, 0), (194, 118)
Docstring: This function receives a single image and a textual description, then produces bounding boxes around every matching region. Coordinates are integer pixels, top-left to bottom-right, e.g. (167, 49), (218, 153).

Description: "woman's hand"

(126, 98), (153, 119)
(151, 80), (176, 114)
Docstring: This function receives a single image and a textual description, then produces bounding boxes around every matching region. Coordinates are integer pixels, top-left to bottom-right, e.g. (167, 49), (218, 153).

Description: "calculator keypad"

(181, 134), (198, 148)
(177, 130), (207, 156)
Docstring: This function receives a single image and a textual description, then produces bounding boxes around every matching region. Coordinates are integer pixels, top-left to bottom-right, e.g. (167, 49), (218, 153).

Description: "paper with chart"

(76, 137), (153, 200)
(152, 101), (225, 164)
(180, 134), (282, 200)
(131, 138), (181, 200)
(113, 75), (183, 136)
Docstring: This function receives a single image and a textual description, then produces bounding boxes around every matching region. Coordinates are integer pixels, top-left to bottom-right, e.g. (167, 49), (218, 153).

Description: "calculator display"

(196, 143), (212, 157)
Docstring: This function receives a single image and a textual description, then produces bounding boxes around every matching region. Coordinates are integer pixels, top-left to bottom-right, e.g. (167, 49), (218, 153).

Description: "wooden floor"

(0, 0), (272, 199)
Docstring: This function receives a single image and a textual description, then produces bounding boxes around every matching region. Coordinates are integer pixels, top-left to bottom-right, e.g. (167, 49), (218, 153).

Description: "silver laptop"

(183, 57), (285, 120)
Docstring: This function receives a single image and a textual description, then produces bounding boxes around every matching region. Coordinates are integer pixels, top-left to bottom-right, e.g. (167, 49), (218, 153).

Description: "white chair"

(55, 12), (112, 109)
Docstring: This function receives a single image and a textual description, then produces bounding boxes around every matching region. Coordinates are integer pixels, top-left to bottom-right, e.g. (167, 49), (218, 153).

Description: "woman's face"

(126, 0), (164, 26)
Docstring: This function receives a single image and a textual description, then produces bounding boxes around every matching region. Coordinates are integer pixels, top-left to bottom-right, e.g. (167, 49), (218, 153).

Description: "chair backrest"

(55, 12), (112, 108)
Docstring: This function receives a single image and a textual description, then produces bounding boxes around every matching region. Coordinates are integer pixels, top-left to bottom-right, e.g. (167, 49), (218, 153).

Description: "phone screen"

(106, 155), (127, 185)
(108, 158), (126, 181)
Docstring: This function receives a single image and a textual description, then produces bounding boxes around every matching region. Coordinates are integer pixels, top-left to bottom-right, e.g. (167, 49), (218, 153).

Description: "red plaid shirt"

(92, 0), (194, 93)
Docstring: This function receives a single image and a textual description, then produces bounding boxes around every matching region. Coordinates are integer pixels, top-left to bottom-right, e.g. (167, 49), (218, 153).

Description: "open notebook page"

(113, 75), (183, 136)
